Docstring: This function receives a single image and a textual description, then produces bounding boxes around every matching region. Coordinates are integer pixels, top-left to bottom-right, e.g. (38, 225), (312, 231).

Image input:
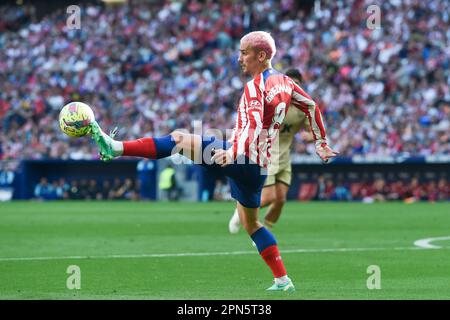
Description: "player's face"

(238, 43), (260, 76)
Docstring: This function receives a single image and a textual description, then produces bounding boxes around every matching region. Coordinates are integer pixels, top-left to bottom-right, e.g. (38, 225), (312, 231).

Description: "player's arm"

(290, 82), (338, 162)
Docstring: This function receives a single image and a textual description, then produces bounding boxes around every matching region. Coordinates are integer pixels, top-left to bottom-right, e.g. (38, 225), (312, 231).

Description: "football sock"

(275, 275), (289, 285)
(123, 136), (176, 159)
(251, 227), (287, 278)
(110, 140), (124, 156)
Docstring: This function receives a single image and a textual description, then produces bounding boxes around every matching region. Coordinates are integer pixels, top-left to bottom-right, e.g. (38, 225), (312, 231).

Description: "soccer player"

(89, 31), (338, 292)
(228, 68), (313, 233)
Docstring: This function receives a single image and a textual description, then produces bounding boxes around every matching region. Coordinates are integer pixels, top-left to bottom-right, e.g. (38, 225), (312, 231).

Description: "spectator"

(404, 177), (425, 203)
(159, 164), (180, 201)
(100, 179), (112, 200)
(68, 180), (81, 200)
(437, 178), (449, 201)
(334, 179), (352, 201)
(86, 179), (100, 200)
(427, 181), (439, 202)
(372, 178), (390, 202)
(360, 180), (376, 203)
(315, 175), (327, 200)
(324, 179), (335, 200)
(78, 179), (90, 199)
(50, 180), (62, 200)
(34, 177), (53, 200)
(110, 178), (123, 200)
(115, 178), (139, 200)
(213, 178), (231, 201)
(387, 181), (405, 201)
(58, 178), (70, 199)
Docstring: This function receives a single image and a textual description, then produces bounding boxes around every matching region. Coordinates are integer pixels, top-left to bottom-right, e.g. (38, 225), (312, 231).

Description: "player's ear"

(258, 50), (267, 62)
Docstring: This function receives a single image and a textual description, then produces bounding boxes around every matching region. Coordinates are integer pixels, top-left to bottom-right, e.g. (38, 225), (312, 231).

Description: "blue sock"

(153, 135), (177, 158)
(251, 227), (277, 253)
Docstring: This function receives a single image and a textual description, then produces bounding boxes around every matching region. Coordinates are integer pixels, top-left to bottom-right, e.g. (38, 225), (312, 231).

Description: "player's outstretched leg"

(236, 203), (295, 292)
(90, 121), (201, 162)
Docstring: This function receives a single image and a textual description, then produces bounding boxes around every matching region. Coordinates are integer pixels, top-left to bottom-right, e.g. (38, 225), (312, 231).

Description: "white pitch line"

(0, 246), (442, 262)
(414, 236), (450, 249)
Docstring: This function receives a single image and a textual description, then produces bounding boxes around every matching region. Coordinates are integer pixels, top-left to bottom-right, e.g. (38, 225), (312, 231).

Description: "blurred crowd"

(33, 176), (139, 200)
(210, 174), (450, 202)
(32, 174), (449, 202)
(0, 0), (449, 161)
(299, 175), (449, 202)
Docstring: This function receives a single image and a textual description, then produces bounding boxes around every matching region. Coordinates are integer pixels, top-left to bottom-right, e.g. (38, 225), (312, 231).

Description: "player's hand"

(211, 148), (233, 167)
(315, 143), (339, 163)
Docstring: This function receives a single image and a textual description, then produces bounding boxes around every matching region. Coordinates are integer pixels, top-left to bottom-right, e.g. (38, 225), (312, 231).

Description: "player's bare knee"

(262, 194), (276, 206)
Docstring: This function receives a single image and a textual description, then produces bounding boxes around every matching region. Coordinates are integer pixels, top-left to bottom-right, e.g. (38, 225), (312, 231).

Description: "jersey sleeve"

(290, 81), (328, 147)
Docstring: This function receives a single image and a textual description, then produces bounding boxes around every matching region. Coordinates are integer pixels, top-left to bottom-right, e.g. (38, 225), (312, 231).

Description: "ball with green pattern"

(59, 102), (95, 137)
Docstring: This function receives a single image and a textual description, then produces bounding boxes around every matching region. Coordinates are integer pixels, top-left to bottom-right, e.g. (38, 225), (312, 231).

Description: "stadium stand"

(0, 0), (448, 201)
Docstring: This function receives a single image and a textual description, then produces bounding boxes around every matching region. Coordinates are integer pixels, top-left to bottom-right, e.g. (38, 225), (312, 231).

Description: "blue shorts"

(201, 136), (267, 208)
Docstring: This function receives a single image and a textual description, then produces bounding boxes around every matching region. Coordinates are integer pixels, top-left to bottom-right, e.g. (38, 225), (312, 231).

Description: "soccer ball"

(59, 102), (95, 137)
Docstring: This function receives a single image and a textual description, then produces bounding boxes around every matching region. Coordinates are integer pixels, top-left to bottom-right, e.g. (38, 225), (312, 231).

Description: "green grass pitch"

(0, 201), (449, 300)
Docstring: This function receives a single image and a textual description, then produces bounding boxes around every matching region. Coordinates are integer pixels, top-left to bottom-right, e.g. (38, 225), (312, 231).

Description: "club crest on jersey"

(248, 100), (262, 110)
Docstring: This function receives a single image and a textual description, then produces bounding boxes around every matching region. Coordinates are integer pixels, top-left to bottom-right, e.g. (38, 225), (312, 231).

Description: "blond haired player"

(229, 68), (314, 233)
(91, 31), (337, 292)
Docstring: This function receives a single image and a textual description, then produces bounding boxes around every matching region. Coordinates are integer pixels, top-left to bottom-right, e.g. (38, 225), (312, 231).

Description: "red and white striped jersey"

(229, 68), (328, 168)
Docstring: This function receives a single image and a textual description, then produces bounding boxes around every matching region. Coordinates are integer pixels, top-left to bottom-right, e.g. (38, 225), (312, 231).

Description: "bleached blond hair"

(240, 31), (277, 61)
